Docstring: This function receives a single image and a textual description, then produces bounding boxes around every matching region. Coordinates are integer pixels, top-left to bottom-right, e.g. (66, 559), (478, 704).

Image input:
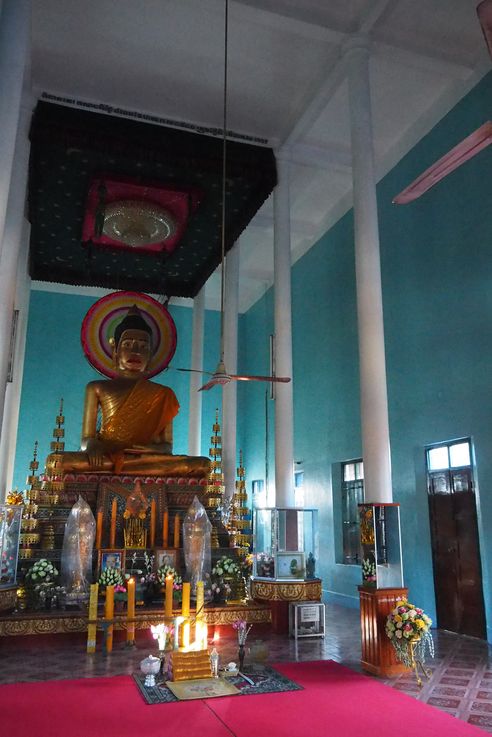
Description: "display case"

(252, 507), (318, 580)
(0, 505), (22, 588)
(358, 503), (403, 589)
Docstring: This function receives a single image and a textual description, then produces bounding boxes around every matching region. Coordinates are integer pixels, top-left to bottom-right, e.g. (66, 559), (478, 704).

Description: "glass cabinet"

(0, 505), (22, 588)
(358, 503), (403, 588)
(252, 507), (318, 580)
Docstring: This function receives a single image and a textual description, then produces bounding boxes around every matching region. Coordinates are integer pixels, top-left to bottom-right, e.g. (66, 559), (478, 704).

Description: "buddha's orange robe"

(99, 379), (179, 473)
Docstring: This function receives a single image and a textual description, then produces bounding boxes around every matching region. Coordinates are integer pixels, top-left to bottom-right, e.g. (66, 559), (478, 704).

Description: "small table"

(251, 578), (322, 634)
(289, 601), (325, 640)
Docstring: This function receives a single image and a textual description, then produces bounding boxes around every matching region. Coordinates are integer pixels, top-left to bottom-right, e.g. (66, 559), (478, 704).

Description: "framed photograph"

(276, 551), (305, 579)
(154, 548), (177, 570)
(98, 548), (126, 576)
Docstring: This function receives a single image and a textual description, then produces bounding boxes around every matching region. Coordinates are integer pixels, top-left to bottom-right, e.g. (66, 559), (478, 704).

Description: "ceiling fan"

(393, 1), (492, 204)
(175, 0), (290, 392)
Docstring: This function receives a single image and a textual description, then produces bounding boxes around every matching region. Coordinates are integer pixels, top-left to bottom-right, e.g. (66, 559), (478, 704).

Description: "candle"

(105, 585), (115, 653)
(126, 578), (135, 645)
(165, 575), (174, 617)
(182, 621), (190, 649)
(181, 582), (190, 618)
(86, 583), (99, 654)
(150, 499), (156, 548)
(162, 510), (169, 547)
(109, 498), (117, 547)
(195, 581), (204, 619)
(95, 510), (103, 549)
(173, 616), (181, 650)
(173, 514), (180, 548)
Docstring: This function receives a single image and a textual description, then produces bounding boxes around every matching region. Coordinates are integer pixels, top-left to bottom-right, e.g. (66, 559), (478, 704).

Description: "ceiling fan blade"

(478, 0), (492, 59)
(198, 376), (231, 392)
(230, 374), (291, 383)
(393, 121), (492, 204)
(174, 367), (214, 376)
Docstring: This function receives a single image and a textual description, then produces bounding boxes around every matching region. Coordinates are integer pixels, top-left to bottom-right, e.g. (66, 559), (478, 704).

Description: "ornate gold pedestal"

(359, 586), (409, 677)
(251, 578), (322, 634)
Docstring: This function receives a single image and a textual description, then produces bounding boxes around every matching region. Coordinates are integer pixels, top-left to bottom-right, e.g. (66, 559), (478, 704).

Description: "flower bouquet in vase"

(233, 618), (252, 671)
(156, 565), (183, 604)
(386, 599), (434, 685)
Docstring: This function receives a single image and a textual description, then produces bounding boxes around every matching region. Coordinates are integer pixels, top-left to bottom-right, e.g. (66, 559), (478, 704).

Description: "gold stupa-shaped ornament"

(228, 450), (252, 556)
(18, 441), (41, 560)
(43, 399), (66, 504)
(206, 410), (225, 548)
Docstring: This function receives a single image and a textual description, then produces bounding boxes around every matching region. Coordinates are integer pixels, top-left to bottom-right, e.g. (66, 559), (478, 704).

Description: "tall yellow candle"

(182, 621), (190, 649)
(105, 585), (115, 653)
(150, 499), (156, 548)
(95, 510), (103, 550)
(181, 582), (190, 617)
(109, 498), (117, 548)
(173, 514), (180, 548)
(195, 581), (204, 619)
(86, 583), (99, 654)
(162, 510), (169, 547)
(165, 575), (174, 617)
(126, 577), (135, 645)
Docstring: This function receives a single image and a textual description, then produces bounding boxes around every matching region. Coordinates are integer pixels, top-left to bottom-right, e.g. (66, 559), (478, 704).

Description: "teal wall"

(240, 72), (492, 636)
(13, 290), (220, 491)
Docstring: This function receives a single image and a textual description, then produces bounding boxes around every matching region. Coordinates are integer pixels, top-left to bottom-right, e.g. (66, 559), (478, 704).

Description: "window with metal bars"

(341, 460), (364, 564)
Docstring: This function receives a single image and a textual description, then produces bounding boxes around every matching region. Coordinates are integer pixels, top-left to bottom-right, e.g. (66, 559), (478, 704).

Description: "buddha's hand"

(83, 438), (107, 469)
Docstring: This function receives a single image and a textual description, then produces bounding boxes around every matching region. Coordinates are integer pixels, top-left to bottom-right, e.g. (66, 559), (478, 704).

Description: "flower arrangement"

(213, 556), (241, 579)
(25, 559), (59, 586)
(114, 584), (127, 602)
(386, 599), (434, 668)
(232, 618), (252, 645)
(156, 565), (182, 591)
(256, 553), (274, 577)
(361, 557), (376, 583)
(98, 567), (124, 588)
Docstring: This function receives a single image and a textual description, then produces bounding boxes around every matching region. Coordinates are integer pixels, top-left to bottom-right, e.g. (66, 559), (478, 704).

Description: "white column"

(222, 241), (240, 505)
(345, 36), (392, 503)
(273, 155), (295, 508)
(0, 0), (31, 263)
(188, 288), (205, 456)
(0, 99), (32, 497)
(0, 219), (31, 499)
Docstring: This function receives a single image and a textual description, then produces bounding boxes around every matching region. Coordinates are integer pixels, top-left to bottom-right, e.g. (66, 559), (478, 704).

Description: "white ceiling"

(31, 0), (490, 312)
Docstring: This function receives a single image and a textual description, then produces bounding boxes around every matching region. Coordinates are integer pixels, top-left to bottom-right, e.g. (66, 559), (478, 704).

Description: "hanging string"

(219, 0), (229, 363)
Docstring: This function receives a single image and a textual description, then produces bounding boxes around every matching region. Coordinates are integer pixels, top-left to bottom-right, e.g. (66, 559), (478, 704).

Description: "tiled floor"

(1, 603), (492, 733)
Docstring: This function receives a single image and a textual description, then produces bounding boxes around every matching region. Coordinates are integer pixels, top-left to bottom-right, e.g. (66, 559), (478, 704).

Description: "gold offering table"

(0, 601), (271, 640)
(251, 578), (322, 634)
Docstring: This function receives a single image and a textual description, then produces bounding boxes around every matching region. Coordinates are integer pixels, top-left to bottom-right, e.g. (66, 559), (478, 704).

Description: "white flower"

(395, 630), (403, 639)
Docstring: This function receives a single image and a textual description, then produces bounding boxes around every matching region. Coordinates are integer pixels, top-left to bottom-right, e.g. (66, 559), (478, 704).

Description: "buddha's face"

(114, 328), (152, 377)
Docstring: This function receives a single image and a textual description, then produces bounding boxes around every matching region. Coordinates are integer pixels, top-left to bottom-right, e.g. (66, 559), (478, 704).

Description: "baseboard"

(324, 589), (360, 610)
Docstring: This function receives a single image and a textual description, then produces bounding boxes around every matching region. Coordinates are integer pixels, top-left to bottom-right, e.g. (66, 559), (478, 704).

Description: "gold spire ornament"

(18, 441), (42, 560)
(228, 450), (252, 556)
(43, 399), (66, 503)
(205, 410), (225, 549)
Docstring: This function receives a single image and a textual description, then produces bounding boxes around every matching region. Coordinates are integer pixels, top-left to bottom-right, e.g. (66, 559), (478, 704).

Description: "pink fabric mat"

(0, 660), (484, 737)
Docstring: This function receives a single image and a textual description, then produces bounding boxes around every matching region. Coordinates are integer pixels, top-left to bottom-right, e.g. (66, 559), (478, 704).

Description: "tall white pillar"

(0, 99), (32, 497)
(0, 219), (31, 499)
(188, 289), (205, 455)
(0, 0), (31, 263)
(273, 155), (295, 508)
(345, 36), (392, 503)
(222, 242), (240, 505)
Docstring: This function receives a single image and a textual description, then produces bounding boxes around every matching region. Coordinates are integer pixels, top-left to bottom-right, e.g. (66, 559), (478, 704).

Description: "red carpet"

(0, 660), (484, 737)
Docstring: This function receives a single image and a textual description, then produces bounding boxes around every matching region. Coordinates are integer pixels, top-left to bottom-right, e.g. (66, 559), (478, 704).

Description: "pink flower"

(404, 623), (412, 631)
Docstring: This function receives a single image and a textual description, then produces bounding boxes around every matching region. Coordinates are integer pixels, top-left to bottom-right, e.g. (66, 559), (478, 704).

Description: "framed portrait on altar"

(98, 548), (126, 576)
(154, 548), (177, 570)
(275, 551), (305, 579)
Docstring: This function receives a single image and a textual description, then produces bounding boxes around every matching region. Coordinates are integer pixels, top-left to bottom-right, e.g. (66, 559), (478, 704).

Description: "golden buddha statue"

(47, 307), (210, 477)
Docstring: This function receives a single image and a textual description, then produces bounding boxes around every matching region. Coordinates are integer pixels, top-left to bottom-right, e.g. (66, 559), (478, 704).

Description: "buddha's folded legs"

(46, 452), (210, 477)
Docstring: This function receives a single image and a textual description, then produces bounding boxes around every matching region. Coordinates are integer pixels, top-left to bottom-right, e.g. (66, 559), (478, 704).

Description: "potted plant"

(24, 559), (59, 609)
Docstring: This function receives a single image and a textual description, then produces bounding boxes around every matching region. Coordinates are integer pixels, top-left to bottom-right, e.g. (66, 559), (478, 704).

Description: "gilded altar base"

(0, 601), (271, 638)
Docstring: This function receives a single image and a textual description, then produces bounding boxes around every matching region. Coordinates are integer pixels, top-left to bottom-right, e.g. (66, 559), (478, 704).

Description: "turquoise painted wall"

(240, 71), (492, 633)
(13, 290), (220, 491)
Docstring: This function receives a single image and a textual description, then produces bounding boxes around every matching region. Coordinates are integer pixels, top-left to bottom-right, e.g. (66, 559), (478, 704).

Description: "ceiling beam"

(233, 0), (346, 43)
(249, 213), (318, 238)
(289, 142), (352, 173)
(373, 41), (475, 80)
